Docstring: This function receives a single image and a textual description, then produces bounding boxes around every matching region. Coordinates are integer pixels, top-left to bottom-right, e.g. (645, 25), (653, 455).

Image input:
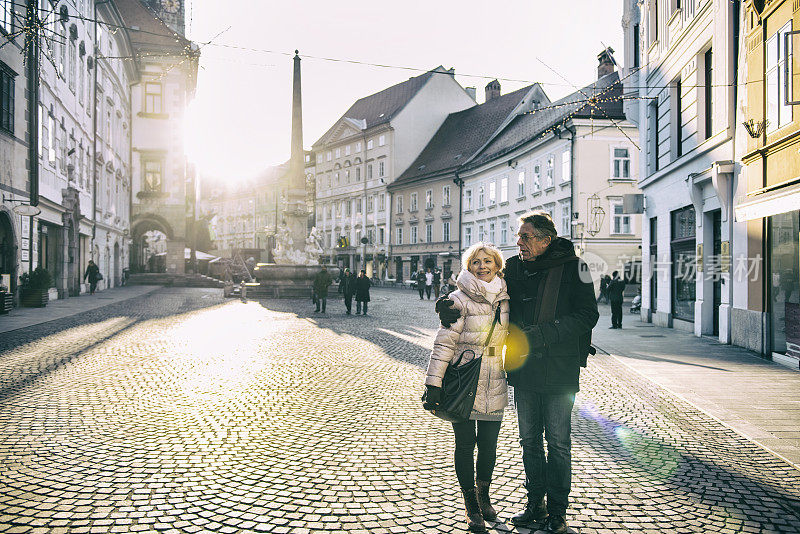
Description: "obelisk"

(284, 50), (308, 250)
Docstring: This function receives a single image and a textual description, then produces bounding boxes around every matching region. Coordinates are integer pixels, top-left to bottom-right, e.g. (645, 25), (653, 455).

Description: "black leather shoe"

(511, 498), (547, 528)
(542, 514), (567, 533)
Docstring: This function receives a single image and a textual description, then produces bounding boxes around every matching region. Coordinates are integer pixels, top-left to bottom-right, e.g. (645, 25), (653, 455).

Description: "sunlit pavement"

(0, 287), (799, 534)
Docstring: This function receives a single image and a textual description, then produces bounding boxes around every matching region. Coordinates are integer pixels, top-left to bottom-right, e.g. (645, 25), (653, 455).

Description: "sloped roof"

(391, 85), (536, 187)
(115, 0), (191, 51)
(465, 71), (624, 170)
(313, 67), (452, 148)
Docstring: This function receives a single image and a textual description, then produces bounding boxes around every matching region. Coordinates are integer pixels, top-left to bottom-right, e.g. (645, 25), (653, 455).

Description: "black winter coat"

(607, 277), (626, 303)
(504, 238), (599, 394)
(355, 276), (371, 302)
(340, 273), (357, 297)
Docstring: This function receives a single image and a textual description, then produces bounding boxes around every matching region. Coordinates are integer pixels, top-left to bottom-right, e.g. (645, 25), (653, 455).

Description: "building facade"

(632, 0), (740, 341)
(734, 0), (800, 368)
(388, 81), (549, 279)
(312, 67), (475, 278)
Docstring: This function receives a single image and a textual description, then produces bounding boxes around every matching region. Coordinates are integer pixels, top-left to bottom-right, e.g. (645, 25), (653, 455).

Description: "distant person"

(84, 260), (101, 295)
(355, 270), (371, 315)
(433, 269), (442, 299)
(340, 268), (357, 315)
(598, 274), (611, 304)
(425, 268), (434, 300)
(313, 266), (333, 313)
(416, 270), (426, 300)
(607, 271), (626, 329)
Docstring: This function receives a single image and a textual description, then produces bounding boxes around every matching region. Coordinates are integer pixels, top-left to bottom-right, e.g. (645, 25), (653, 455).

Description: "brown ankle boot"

(462, 487), (486, 532)
(475, 479), (497, 521)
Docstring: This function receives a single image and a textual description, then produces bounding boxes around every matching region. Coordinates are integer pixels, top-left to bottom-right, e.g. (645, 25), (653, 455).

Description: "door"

(712, 210), (721, 336)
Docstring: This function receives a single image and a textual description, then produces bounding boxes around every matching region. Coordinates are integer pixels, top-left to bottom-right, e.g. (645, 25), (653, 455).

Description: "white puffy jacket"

(425, 270), (510, 417)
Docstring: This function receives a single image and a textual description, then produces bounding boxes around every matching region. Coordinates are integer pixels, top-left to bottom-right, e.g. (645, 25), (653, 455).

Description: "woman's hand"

(422, 385), (442, 411)
(435, 297), (460, 328)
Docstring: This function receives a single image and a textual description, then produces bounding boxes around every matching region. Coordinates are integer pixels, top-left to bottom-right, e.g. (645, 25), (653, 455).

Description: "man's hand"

(522, 324), (546, 351)
(422, 385), (442, 411)
(435, 296), (460, 328)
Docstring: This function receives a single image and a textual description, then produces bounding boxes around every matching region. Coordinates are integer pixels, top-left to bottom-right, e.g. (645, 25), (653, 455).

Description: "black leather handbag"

(423, 308), (500, 423)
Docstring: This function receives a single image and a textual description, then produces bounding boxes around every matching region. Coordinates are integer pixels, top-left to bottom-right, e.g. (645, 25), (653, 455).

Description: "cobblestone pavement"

(0, 287), (799, 534)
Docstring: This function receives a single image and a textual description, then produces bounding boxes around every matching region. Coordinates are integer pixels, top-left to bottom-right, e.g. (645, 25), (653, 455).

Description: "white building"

(630, 0), (739, 340)
(312, 67), (475, 278)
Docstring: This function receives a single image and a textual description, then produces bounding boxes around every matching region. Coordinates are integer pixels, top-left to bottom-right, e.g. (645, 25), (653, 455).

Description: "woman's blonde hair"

(461, 242), (505, 278)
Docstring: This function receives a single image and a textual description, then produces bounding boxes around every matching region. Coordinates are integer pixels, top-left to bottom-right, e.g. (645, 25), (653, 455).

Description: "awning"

(735, 183), (800, 222)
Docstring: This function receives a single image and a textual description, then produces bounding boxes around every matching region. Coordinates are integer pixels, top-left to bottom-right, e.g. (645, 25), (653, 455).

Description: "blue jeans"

(514, 389), (575, 516)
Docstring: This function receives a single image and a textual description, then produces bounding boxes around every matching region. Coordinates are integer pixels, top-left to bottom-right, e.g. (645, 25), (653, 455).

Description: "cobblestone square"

(1, 288), (799, 533)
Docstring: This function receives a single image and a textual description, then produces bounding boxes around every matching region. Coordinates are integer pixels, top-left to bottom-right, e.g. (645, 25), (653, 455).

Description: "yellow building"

(735, 0), (800, 368)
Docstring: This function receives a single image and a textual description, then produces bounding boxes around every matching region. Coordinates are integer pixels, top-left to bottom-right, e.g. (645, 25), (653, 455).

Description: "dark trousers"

(434, 284), (440, 299)
(425, 285), (432, 299)
(344, 295), (353, 313)
(315, 297), (327, 312)
(515, 389), (575, 516)
(356, 300), (368, 314)
(610, 299), (623, 327)
(451, 419), (502, 490)
(418, 285), (425, 299)
(89, 282), (97, 294)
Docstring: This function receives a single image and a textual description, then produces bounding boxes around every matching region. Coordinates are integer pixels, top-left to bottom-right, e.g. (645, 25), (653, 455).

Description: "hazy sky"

(184, 1), (625, 181)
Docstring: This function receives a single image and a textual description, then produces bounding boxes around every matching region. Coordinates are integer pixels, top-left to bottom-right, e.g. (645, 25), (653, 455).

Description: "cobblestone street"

(1, 287), (799, 533)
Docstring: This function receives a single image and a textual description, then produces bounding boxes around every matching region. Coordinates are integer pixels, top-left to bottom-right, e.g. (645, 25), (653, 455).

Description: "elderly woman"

(423, 242), (510, 533)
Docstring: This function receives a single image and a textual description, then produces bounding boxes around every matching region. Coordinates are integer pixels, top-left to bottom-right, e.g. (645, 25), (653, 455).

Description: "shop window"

(671, 206), (696, 322)
(769, 211), (799, 360)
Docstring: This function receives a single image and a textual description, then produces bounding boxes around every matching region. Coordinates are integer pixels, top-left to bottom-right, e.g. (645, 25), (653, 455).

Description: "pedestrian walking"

(436, 211), (598, 533)
(416, 270), (426, 300)
(340, 268), (357, 314)
(433, 269), (442, 299)
(355, 269), (371, 315)
(84, 260), (102, 295)
(313, 265), (333, 313)
(423, 243), (510, 533)
(425, 268), (434, 299)
(597, 274), (610, 304)
(607, 270), (626, 329)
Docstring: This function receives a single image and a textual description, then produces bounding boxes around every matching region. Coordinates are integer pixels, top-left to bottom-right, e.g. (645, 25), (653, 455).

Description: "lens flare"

(502, 323), (530, 371)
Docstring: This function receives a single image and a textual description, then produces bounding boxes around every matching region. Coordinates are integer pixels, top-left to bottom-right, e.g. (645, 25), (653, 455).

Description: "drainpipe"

(25, 1), (40, 274)
(562, 125), (577, 248)
(453, 170), (464, 263)
(91, 2), (99, 260)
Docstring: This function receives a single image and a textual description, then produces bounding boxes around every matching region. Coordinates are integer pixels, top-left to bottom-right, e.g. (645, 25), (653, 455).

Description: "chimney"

(465, 87), (477, 101)
(485, 79), (501, 101)
(597, 47), (616, 79)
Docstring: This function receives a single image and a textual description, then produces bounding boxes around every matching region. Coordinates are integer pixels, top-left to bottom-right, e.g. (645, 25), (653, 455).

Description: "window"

(489, 181), (496, 204)
(442, 185), (450, 206)
(143, 159), (162, 192)
(613, 148), (630, 178)
(610, 199), (631, 234)
(500, 220), (508, 244)
(356, 167), (361, 181)
(335, 172), (340, 185)
(317, 154), (322, 164)
(68, 40), (76, 91)
(346, 199), (352, 216)
(517, 171), (525, 197)
(546, 156), (554, 188)
(703, 48), (712, 140)
(379, 193), (385, 212)
(144, 83), (162, 114)
(478, 185), (485, 208)
(78, 55), (84, 106)
(489, 222), (496, 244)
(500, 176), (508, 202)
(326, 151), (332, 161)
(37, 105), (43, 156)
(464, 226), (473, 247)
(356, 197), (362, 214)
(671, 206), (696, 321)
(396, 195), (403, 213)
(344, 170), (350, 183)
(378, 135), (385, 146)
(367, 164), (373, 179)
(561, 151), (570, 182)
(425, 223), (432, 243)
(561, 202), (571, 236)
(411, 226), (418, 244)
(47, 114), (55, 164)
(378, 227), (385, 245)
(649, 100), (660, 173)
(674, 78), (683, 158)
(379, 161), (385, 177)
(443, 222), (450, 242)
(767, 21), (793, 131)
(648, 0), (658, 45)
(355, 141), (362, 152)
(533, 164), (541, 191)
(367, 139), (374, 149)
(0, 0), (12, 34)
(478, 224), (485, 242)
(465, 189), (473, 210)
(633, 24), (640, 68)
(345, 145), (351, 156)
(425, 189), (433, 209)
(0, 64), (14, 134)
(367, 195), (374, 212)
(410, 192), (418, 211)
(396, 227), (403, 245)
(335, 148), (341, 158)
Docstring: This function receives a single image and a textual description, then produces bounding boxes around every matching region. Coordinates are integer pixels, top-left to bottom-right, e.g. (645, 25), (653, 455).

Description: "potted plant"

(20, 267), (52, 307)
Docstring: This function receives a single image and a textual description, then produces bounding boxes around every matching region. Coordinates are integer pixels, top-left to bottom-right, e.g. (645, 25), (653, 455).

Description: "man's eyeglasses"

(516, 233), (548, 242)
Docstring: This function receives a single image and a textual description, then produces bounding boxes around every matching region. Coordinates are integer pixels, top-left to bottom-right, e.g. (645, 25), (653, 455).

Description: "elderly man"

(436, 211), (598, 533)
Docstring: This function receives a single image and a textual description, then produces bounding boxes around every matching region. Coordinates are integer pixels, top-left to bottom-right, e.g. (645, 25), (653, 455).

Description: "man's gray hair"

(518, 210), (558, 240)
